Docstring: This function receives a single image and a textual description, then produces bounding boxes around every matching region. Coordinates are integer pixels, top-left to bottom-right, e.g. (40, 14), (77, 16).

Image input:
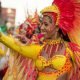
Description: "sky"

(1, 0), (53, 25)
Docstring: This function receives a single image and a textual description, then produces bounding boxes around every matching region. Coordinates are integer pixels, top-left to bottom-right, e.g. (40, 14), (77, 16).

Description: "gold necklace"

(45, 38), (63, 45)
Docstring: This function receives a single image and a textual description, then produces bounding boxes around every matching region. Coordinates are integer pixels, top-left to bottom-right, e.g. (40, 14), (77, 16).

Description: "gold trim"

(45, 38), (62, 45)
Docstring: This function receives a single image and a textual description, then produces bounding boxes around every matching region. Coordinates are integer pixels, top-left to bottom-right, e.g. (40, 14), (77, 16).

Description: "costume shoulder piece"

(67, 42), (80, 79)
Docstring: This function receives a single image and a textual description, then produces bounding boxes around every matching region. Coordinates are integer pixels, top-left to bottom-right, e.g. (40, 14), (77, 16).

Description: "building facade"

(2, 8), (16, 26)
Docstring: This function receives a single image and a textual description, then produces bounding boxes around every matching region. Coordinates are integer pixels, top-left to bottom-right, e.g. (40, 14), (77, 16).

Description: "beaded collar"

(44, 38), (63, 45)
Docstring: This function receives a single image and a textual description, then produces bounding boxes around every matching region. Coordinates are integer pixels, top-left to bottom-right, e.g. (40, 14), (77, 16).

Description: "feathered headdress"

(41, 0), (80, 46)
(19, 10), (39, 35)
(25, 10), (39, 30)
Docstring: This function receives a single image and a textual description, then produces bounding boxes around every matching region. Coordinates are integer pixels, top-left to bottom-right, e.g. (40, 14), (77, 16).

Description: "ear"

(55, 26), (59, 32)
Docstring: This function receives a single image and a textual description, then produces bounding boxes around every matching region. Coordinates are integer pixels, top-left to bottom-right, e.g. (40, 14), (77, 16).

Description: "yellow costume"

(0, 34), (78, 80)
(0, 0), (80, 80)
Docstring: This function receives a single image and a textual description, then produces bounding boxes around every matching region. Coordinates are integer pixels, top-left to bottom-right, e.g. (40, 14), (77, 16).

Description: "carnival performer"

(0, 0), (80, 80)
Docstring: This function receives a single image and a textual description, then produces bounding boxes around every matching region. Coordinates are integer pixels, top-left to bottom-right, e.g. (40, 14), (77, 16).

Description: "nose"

(41, 24), (45, 30)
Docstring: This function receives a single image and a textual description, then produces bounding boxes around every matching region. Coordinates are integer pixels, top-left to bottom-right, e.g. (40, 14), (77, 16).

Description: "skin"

(41, 15), (59, 40)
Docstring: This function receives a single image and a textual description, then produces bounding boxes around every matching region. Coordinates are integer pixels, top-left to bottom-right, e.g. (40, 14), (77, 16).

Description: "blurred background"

(0, 0), (53, 26)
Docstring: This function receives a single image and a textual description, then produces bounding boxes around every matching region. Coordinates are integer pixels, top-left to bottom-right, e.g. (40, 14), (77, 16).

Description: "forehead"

(43, 15), (51, 22)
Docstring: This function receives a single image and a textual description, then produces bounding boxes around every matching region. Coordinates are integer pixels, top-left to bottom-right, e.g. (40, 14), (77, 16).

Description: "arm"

(0, 48), (4, 55)
(0, 33), (44, 59)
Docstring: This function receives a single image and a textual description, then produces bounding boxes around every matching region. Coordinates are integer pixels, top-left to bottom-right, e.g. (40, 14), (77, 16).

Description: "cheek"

(48, 26), (54, 32)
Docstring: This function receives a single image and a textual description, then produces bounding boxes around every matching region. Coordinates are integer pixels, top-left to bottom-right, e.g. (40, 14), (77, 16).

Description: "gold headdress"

(41, 4), (60, 25)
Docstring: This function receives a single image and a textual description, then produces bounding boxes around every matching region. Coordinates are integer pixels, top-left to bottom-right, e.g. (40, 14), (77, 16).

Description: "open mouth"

(41, 32), (46, 34)
(41, 31), (46, 34)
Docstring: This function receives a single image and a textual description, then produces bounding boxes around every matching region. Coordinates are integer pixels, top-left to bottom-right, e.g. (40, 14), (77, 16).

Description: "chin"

(44, 35), (50, 39)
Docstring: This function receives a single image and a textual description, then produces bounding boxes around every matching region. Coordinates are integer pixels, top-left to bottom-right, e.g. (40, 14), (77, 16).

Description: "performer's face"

(41, 15), (56, 39)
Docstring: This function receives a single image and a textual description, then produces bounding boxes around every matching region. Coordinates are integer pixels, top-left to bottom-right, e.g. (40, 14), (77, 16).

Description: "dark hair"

(58, 28), (70, 42)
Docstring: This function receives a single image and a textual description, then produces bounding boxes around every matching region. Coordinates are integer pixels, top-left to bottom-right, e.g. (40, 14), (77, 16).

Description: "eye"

(44, 23), (48, 26)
